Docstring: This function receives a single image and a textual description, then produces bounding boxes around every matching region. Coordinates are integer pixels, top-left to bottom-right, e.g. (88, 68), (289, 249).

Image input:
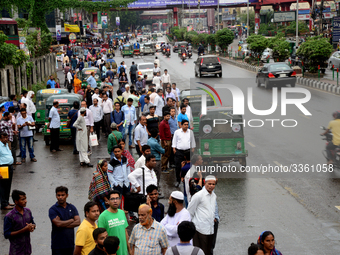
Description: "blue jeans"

(125, 123), (135, 146)
(20, 136), (35, 159)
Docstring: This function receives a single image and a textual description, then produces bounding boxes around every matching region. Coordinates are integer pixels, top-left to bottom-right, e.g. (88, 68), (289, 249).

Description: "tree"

(0, 0), (137, 32)
(108, 10), (143, 31)
(0, 34), (29, 68)
(26, 30), (52, 58)
(239, 11), (255, 31)
(206, 34), (216, 46)
(215, 28), (234, 51)
(297, 36), (333, 73)
(246, 34), (267, 59)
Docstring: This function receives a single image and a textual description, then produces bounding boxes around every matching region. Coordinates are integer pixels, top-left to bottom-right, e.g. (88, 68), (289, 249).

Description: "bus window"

(0, 24), (18, 36)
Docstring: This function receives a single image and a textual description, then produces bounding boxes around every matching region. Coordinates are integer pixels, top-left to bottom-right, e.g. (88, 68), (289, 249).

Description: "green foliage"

(108, 11), (148, 31)
(1, 0), (137, 32)
(26, 30), (52, 58)
(15, 18), (31, 30)
(272, 40), (290, 62)
(215, 28), (234, 50)
(297, 36), (333, 73)
(239, 11), (255, 31)
(278, 21), (309, 36)
(206, 34), (216, 46)
(247, 34), (267, 59)
(31, 82), (46, 96)
(198, 33), (208, 47)
(184, 31), (198, 43)
(258, 23), (277, 36)
(0, 34), (29, 68)
(26, 62), (34, 79)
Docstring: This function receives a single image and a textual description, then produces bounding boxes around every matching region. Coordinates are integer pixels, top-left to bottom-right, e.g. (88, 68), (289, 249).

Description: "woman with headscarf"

(73, 74), (82, 94)
(257, 231), (282, 255)
(118, 139), (135, 172)
(88, 159), (111, 212)
(119, 72), (128, 92)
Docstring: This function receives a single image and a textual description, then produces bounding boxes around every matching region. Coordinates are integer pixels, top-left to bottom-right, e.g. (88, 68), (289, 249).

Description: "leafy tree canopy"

(215, 28), (234, 50)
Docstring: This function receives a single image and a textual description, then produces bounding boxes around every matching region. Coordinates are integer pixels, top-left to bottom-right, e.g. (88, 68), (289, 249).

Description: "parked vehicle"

(261, 48), (273, 62)
(43, 94), (83, 145)
(137, 62), (154, 82)
(328, 51), (340, 70)
(194, 55), (222, 78)
(256, 63), (296, 89)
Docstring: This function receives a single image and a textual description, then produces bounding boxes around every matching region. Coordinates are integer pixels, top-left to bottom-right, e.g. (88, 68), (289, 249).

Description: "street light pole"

(296, 0), (299, 52)
(217, 0), (220, 31)
(198, 0), (201, 31)
(247, 0), (249, 38)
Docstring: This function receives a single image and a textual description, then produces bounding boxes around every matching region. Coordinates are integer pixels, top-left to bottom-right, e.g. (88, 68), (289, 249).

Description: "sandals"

(21, 159), (26, 163)
(13, 162), (22, 165)
(31, 158), (37, 162)
(80, 162), (85, 166)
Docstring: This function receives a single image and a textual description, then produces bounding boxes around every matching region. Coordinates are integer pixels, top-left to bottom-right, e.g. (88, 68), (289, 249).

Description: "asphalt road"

(1, 37), (340, 255)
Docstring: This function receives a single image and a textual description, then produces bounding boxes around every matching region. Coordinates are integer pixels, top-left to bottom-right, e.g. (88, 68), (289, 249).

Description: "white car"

(157, 32), (163, 37)
(156, 41), (166, 51)
(261, 48), (273, 62)
(137, 62), (154, 82)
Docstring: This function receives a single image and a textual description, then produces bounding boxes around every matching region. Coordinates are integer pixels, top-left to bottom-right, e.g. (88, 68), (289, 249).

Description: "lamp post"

(247, 0), (249, 38)
(198, 0), (201, 32)
(296, 0), (299, 57)
(217, 0), (220, 31)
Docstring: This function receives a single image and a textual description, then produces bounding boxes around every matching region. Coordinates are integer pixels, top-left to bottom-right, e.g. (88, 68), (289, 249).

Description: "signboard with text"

(333, 16), (340, 43)
(273, 11), (296, 22)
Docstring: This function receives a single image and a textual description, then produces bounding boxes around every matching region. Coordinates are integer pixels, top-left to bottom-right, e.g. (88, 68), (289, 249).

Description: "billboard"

(128, 0), (257, 8)
(333, 16), (340, 43)
(273, 11), (296, 22)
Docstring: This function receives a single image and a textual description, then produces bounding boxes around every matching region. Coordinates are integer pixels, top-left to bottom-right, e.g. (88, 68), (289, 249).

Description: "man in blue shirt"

(67, 101), (79, 154)
(147, 128), (165, 188)
(168, 107), (178, 168)
(67, 48), (73, 59)
(0, 132), (14, 210)
(87, 72), (97, 89)
(71, 55), (77, 71)
(146, 184), (164, 222)
(121, 98), (136, 148)
(47, 75), (56, 88)
(177, 104), (190, 129)
(111, 102), (125, 134)
(106, 67), (115, 82)
(49, 186), (80, 255)
(78, 58), (84, 71)
(139, 89), (146, 113)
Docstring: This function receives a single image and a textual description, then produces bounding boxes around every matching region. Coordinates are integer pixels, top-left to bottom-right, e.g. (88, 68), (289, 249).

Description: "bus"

(152, 23), (159, 32)
(0, 18), (19, 47)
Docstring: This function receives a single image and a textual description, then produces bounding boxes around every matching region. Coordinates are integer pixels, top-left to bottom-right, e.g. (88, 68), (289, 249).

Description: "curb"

(221, 58), (340, 95)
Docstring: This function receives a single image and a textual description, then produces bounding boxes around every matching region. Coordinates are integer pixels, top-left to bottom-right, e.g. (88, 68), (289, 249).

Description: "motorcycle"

(321, 126), (340, 168)
(199, 52), (205, 56)
(188, 50), (192, 58)
(162, 47), (166, 55)
(181, 52), (186, 62)
(166, 48), (170, 57)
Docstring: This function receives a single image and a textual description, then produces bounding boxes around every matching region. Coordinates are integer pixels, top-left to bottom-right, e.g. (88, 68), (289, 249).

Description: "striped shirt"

(129, 219), (169, 255)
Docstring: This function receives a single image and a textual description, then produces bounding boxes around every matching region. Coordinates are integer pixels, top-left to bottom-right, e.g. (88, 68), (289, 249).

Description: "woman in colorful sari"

(73, 74), (82, 94)
(118, 139), (135, 172)
(88, 160), (111, 212)
(257, 231), (282, 255)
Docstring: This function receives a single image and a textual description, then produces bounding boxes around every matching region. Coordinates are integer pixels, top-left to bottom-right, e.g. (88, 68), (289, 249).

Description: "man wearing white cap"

(187, 175), (217, 255)
(122, 84), (131, 101)
(161, 191), (191, 247)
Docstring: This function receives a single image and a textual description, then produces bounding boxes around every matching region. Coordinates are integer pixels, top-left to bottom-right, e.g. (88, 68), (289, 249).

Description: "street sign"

(333, 16), (340, 43)
(273, 11), (296, 22)
(69, 33), (76, 43)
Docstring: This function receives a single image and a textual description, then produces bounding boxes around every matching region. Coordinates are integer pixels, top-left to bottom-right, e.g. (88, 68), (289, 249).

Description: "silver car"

(140, 43), (155, 55)
(328, 51), (340, 69)
(137, 62), (154, 82)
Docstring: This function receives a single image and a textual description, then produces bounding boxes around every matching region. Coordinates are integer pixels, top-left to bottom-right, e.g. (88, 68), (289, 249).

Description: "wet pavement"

(1, 37), (340, 254)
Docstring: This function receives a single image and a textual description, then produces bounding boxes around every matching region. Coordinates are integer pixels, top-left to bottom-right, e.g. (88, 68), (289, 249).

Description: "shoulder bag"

(171, 246), (200, 255)
(66, 111), (77, 128)
(124, 167), (147, 212)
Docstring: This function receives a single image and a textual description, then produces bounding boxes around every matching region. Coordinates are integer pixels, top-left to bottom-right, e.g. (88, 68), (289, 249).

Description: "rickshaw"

(35, 89), (69, 129)
(72, 46), (84, 59)
(179, 89), (214, 136)
(77, 67), (101, 88)
(122, 44), (134, 58)
(133, 42), (141, 57)
(152, 33), (157, 41)
(141, 43), (155, 55)
(43, 94), (83, 145)
(198, 106), (248, 166)
(106, 58), (118, 75)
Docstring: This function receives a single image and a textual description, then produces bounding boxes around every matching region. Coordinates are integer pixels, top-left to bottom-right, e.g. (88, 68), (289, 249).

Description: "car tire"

(265, 80), (271, 89)
(219, 72), (222, 78)
(199, 72), (202, 78)
(256, 77), (261, 87)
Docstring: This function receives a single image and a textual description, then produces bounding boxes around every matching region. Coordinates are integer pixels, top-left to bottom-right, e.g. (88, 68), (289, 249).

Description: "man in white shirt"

(128, 154), (158, 195)
(101, 93), (113, 137)
(122, 84), (131, 101)
(92, 87), (102, 106)
(154, 89), (165, 120)
(152, 72), (162, 91)
(149, 88), (158, 104)
(154, 56), (160, 68)
(89, 98), (104, 141)
(21, 91), (35, 116)
(184, 154), (203, 204)
(134, 145), (151, 169)
(187, 175), (217, 255)
(172, 120), (196, 187)
(48, 101), (62, 153)
(153, 63), (161, 76)
(161, 69), (171, 92)
(161, 191), (191, 247)
(79, 101), (94, 154)
(172, 83), (180, 103)
(134, 116), (148, 157)
(67, 69), (73, 88)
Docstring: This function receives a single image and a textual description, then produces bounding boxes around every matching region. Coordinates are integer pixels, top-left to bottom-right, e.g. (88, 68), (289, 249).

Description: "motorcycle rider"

(180, 45), (187, 56)
(187, 43), (192, 51)
(198, 43), (204, 56)
(321, 111), (340, 164)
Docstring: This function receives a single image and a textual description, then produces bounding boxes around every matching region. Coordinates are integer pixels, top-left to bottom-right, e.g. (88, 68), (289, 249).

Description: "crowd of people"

(1, 39), (284, 255)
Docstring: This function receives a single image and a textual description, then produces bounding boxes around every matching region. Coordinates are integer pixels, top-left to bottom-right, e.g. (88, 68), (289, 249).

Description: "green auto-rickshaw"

(77, 67), (101, 88)
(122, 44), (133, 58)
(198, 106), (248, 166)
(179, 89), (214, 136)
(35, 89), (69, 129)
(42, 94), (83, 145)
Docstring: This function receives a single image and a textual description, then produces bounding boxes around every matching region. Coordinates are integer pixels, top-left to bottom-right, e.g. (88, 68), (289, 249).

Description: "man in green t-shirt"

(98, 190), (131, 255)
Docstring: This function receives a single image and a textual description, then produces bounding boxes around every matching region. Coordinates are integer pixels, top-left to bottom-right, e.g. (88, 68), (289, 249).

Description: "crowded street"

(1, 34), (340, 255)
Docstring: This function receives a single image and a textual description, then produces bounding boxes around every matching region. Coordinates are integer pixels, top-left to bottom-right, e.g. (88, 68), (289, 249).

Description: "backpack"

(116, 97), (126, 108)
(171, 246), (200, 255)
(119, 65), (125, 75)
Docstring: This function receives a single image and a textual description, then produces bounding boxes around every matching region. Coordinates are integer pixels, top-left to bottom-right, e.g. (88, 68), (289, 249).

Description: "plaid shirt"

(129, 219), (169, 255)
(0, 119), (14, 142)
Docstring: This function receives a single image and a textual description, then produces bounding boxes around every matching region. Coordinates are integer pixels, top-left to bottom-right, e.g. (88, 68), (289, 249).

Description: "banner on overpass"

(128, 0), (257, 8)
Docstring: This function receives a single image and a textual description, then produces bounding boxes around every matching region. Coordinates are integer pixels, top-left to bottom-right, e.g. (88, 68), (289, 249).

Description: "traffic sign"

(69, 33), (77, 43)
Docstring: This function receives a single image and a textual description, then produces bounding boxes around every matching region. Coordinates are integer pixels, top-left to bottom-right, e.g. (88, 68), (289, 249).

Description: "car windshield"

(80, 70), (100, 81)
(139, 64), (154, 69)
(178, 42), (188, 46)
(269, 64), (291, 71)
(203, 57), (219, 64)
